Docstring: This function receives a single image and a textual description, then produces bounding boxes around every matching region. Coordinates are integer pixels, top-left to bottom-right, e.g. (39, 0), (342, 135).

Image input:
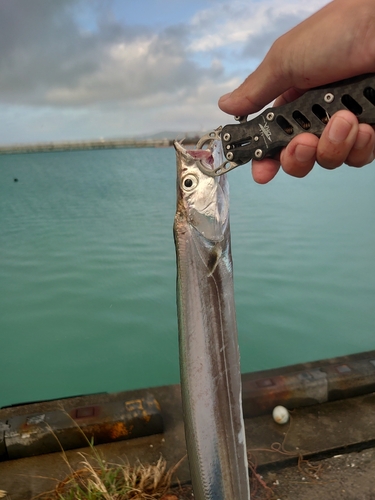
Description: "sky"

(0, 0), (330, 145)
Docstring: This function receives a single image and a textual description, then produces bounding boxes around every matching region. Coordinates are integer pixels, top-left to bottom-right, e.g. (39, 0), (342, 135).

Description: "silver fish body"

(173, 140), (250, 500)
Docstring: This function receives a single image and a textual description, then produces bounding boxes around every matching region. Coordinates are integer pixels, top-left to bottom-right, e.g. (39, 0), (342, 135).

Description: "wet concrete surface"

(169, 448), (375, 500)
(0, 384), (374, 499)
(256, 447), (375, 500)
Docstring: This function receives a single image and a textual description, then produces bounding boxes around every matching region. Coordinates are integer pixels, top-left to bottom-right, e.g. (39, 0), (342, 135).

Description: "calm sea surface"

(1, 147), (374, 407)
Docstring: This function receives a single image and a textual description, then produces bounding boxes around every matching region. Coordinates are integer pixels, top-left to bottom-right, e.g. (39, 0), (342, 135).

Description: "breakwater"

(0, 136), (201, 155)
(0, 138), (172, 155)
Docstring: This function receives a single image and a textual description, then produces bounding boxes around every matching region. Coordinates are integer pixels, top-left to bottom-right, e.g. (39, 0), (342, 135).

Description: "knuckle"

(316, 151), (343, 170)
(346, 152), (374, 168)
(316, 141), (353, 169)
(281, 158), (313, 178)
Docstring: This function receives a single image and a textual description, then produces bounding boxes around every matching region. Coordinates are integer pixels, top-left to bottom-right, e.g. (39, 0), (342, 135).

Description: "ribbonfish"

(173, 138), (250, 500)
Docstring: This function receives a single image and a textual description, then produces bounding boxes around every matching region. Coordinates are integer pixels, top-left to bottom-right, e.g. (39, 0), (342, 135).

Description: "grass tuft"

(24, 410), (183, 500)
(37, 450), (183, 500)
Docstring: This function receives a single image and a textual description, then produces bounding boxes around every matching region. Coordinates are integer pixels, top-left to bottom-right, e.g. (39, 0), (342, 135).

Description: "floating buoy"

(14, 178), (18, 182)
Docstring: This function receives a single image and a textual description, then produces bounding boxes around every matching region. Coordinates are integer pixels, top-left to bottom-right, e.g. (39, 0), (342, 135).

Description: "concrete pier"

(1, 350), (375, 499)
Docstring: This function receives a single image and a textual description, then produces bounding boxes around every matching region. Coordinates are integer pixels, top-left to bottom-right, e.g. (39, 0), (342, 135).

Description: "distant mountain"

(136, 131), (203, 141)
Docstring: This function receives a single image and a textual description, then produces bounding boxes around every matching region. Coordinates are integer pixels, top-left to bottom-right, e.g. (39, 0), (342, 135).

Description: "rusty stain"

(108, 422), (133, 440)
(19, 423), (40, 436)
(125, 398), (144, 415)
(84, 422), (134, 442)
(154, 398), (161, 411)
(125, 398), (153, 423)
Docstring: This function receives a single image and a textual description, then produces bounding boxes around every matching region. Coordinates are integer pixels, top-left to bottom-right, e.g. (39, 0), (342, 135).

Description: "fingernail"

(353, 129), (372, 150)
(328, 116), (352, 144)
(294, 144), (316, 162)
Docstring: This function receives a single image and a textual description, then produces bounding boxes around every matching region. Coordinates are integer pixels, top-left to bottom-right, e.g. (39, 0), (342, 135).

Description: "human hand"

(218, 0), (375, 183)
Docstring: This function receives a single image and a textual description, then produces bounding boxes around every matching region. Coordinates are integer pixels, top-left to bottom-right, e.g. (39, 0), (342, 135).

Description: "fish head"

(174, 140), (229, 242)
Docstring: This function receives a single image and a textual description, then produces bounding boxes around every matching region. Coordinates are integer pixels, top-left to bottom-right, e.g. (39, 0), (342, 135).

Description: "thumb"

(218, 57), (292, 116)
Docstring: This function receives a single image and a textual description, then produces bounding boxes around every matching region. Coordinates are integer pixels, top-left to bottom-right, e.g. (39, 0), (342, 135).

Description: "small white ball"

(272, 405), (289, 424)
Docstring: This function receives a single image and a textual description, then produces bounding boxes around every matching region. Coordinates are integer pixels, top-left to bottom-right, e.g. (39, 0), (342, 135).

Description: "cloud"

(0, 0), (331, 141)
(0, 1), (100, 103)
(0, 1), (226, 109)
(0, 1), (156, 104)
(46, 26), (225, 106)
(188, 0), (329, 56)
(0, 0), (329, 107)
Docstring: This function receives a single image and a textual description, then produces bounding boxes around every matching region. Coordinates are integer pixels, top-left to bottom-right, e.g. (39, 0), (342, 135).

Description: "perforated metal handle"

(221, 73), (375, 168)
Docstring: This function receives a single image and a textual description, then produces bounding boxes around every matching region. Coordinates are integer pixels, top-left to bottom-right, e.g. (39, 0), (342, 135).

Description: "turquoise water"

(1, 148), (374, 407)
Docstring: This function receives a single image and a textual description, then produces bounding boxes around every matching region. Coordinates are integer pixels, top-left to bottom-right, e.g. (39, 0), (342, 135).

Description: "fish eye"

(182, 174), (198, 192)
